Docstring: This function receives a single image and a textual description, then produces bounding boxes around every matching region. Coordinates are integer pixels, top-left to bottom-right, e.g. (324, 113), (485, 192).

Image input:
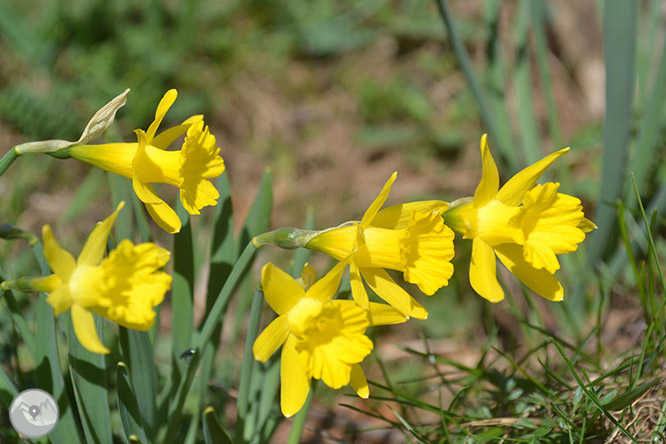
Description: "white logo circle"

(9, 389), (59, 438)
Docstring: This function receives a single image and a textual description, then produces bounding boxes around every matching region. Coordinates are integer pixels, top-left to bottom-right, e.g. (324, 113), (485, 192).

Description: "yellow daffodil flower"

(69, 89), (225, 233)
(2, 202), (172, 354)
(253, 261), (407, 417)
(304, 172), (454, 319)
(444, 134), (596, 303)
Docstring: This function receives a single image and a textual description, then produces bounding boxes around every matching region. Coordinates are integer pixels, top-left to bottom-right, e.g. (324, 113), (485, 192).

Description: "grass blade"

(549, 338), (638, 443)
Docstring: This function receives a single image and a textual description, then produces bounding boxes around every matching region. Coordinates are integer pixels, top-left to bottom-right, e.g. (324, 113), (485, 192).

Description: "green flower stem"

(0, 147), (18, 177)
(162, 240), (259, 444)
(287, 381), (316, 444)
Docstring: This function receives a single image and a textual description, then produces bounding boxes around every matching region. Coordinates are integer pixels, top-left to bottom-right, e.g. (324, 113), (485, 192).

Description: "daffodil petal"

(262, 263), (305, 314)
(280, 335), (311, 418)
(253, 315), (289, 362)
(132, 172), (162, 204)
(298, 263), (317, 291)
(366, 302), (408, 326)
(469, 238), (504, 303)
(361, 267), (428, 319)
(78, 202), (125, 266)
(494, 244), (564, 301)
(349, 364), (369, 398)
(42, 225), (76, 281)
(371, 200), (449, 229)
(349, 262), (369, 309)
(145, 201), (182, 234)
(71, 304), (110, 354)
(496, 147), (569, 206)
(474, 134), (499, 208)
(151, 115), (204, 149)
(306, 259), (348, 304)
(361, 172), (397, 227)
(46, 285), (73, 316)
(146, 89), (178, 141)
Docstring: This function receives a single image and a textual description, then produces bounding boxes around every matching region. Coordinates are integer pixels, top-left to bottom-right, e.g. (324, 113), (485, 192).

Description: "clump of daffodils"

(2, 88), (595, 420)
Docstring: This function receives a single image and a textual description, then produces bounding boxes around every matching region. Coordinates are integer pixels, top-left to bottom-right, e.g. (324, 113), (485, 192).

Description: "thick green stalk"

(0, 148), (18, 177)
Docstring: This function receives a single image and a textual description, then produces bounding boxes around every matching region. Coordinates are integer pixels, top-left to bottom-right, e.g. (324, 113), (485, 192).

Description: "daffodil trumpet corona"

(443, 134), (596, 303)
(1, 202), (172, 354)
(254, 172), (455, 320)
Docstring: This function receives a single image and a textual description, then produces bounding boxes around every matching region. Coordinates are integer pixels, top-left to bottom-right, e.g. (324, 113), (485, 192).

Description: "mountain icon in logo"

(9, 389), (59, 438)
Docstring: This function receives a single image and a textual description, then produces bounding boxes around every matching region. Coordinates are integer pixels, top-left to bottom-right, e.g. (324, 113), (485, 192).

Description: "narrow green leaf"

(171, 200), (195, 373)
(206, 171), (236, 307)
(238, 168), (273, 249)
(602, 379), (659, 411)
(68, 314), (113, 444)
(482, 0), (515, 172)
(628, 28), (666, 201)
(202, 407), (233, 444)
(0, 362), (18, 406)
(198, 172), (235, 423)
(119, 328), (158, 441)
(532, 1), (569, 189)
(435, 0), (516, 171)
(586, 0), (638, 266)
(34, 295), (82, 444)
(513, 0), (541, 165)
(236, 289), (264, 443)
(254, 358), (281, 444)
(117, 362), (149, 444)
(550, 338), (638, 443)
(32, 239), (82, 444)
(0, 276), (35, 356)
(163, 242), (259, 444)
